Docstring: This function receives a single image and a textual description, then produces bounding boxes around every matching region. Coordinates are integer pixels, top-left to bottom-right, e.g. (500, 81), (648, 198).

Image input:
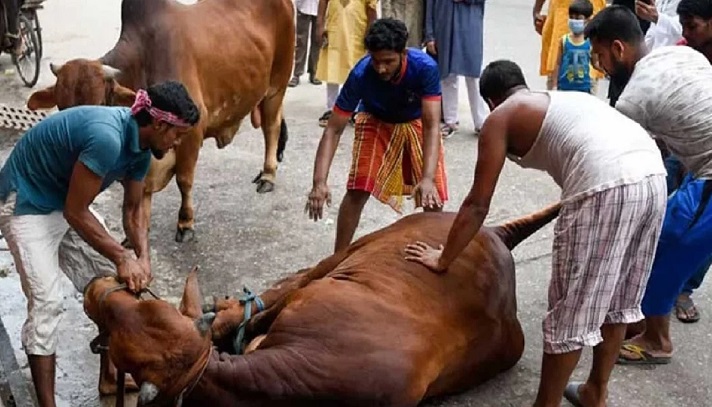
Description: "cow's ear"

(111, 82), (136, 107)
(27, 86), (57, 110)
(179, 266), (204, 318)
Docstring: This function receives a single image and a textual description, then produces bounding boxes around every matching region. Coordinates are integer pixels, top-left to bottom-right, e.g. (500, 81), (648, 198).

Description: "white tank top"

(507, 91), (667, 202)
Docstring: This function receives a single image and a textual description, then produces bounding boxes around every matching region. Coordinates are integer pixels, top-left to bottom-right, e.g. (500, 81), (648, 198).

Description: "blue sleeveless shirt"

(558, 34), (592, 92)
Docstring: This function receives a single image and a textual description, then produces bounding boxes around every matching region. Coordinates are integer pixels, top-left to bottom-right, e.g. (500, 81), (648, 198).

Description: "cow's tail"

(493, 202), (561, 250)
(277, 116), (288, 163)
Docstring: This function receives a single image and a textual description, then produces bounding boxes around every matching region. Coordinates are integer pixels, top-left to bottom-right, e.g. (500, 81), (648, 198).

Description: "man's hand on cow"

(117, 253), (152, 292)
(305, 183), (332, 221)
(404, 241), (446, 274)
(413, 178), (442, 210)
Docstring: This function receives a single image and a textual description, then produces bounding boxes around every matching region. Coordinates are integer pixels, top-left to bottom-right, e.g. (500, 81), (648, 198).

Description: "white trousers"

(326, 83), (340, 109)
(0, 193), (116, 355)
(441, 74), (490, 129)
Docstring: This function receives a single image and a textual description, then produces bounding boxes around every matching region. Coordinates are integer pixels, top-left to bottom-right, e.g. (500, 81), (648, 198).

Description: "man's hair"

(583, 5), (644, 44)
(479, 60), (528, 101)
(569, 0), (594, 18)
(677, 0), (712, 20)
(134, 80), (200, 127)
(364, 18), (409, 53)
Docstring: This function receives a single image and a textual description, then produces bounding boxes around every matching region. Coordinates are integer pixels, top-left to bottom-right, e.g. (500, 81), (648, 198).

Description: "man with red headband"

(0, 80), (199, 406)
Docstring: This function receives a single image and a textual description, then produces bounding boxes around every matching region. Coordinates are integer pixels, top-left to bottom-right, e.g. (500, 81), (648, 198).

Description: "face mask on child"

(568, 19), (585, 34)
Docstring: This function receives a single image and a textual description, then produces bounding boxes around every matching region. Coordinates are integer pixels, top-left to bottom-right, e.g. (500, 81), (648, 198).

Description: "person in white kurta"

(635, 0), (683, 49)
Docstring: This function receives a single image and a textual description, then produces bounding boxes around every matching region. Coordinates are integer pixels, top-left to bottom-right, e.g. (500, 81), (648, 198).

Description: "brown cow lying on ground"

(83, 204), (560, 406)
(26, 0), (294, 243)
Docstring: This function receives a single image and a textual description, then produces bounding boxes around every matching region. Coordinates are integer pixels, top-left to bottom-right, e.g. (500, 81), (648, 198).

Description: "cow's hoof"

(277, 151), (284, 162)
(255, 179), (275, 193)
(252, 171), (275, 193)
(175, 227), (196, 243)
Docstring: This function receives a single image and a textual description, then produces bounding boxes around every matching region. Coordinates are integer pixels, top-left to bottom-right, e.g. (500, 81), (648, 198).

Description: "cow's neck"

(184, 350), (299, 406)
(100, 33), (147, 89)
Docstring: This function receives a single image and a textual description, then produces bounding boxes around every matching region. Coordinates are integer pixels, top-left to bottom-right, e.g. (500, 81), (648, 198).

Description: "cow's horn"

(194, 312), (216, 337)
(49, 62), (63, 77)
(137, 382), (160, 406)
(101, 64), (121, 79)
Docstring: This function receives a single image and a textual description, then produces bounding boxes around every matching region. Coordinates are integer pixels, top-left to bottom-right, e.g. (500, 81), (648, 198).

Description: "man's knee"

(23, 295), (64, 356)
(342, 189), (370, 208)
(59, 229), (116, 293)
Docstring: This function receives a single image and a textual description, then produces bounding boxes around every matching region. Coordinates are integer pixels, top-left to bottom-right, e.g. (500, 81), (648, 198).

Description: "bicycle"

(0, 0), (43, 87)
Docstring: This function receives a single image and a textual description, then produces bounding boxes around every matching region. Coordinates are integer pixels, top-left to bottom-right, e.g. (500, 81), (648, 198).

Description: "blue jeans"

(642, 170), (712, 316)
(664, 156), (712, 297)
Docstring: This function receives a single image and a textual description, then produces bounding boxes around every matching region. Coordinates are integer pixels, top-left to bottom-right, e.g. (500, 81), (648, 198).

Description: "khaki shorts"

(0, 193), (116, 355)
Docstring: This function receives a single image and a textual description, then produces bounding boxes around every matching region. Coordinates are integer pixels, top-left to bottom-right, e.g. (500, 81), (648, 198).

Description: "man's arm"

(64, 161), (130, 266)
(312, 69), (363, 186)
(366, 0), (378, 28)
(420, 99), (441, 181)
(317, 0), (329, 40)
(420, 64), (443, 182)
(644, 12), (683, 49)
(424, 0), (435, 44)
(435, 113), (508, 271)
(552, 38), (563, 90)
(121, 179), (149, 263)
(312, 112), (353, 187)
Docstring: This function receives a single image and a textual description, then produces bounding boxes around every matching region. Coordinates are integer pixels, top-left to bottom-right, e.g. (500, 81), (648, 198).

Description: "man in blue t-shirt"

(0, 81), (199, 406)
(305, 18), (449, 253)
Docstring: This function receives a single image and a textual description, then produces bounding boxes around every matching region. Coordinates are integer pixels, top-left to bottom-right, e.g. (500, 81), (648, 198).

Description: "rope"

(233, 286), (265, 354)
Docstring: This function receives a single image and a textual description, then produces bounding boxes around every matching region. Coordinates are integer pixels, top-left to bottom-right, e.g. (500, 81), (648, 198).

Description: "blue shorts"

(641, 175), (712, 316)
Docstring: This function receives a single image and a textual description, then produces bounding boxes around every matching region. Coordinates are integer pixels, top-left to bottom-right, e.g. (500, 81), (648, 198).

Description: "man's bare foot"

(8, 35), (23, 57)
(675, 294), (701, 323)
(616, 335), (673, 365)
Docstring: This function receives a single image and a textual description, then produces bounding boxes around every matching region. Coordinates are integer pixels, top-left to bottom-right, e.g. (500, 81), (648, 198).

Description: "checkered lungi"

(543, 174), (667, 354)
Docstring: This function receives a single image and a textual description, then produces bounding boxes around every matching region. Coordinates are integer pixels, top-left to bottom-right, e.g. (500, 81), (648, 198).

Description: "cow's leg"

(174, 131), (203, 242)
(253, 92), (286, 193)
(98, 351), (139, 396)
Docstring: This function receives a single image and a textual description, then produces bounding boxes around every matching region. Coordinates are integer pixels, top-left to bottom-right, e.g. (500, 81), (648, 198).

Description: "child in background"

(552, 0), (596, 93)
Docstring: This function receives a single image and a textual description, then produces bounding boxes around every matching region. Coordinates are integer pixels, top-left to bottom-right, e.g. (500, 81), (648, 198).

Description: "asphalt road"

(0, 0), (709, 406)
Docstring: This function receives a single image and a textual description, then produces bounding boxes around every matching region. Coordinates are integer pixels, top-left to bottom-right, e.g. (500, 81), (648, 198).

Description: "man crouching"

(0, 81), (199, 406)
(306, 18), (449, 252)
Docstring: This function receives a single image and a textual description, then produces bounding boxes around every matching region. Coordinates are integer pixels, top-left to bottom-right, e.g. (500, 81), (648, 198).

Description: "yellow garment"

(315, 0), (379, 84)
(540, 0), (606, 79)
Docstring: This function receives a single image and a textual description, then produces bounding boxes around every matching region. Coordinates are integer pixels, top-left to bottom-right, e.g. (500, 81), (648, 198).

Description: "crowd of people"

(0, 0), (711, 406)
(299, 0), (712, 406)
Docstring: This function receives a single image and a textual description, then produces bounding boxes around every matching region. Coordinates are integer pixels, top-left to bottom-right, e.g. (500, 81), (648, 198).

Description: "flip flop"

(675, 296), (701, 323)
(563, 381), (584, 407)
(616, 343), (672, 365)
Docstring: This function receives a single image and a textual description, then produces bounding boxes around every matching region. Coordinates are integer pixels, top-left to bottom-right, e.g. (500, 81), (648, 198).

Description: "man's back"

(616, 45), (712, 179)
(508, 91), (666, 201)
(0, 105), (148, 215)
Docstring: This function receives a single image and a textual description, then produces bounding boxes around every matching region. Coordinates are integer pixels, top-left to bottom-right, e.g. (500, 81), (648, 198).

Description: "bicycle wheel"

(31, 10), (43, 59)
(12, 14), (41, 88)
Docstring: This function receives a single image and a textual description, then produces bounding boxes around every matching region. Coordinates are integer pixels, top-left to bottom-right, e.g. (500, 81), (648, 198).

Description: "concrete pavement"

(0, 0), (709, 406)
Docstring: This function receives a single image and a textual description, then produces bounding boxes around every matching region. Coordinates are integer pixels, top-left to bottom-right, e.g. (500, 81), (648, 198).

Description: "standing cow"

(26, 0), (294, 242)
(82, 203), (561, 406)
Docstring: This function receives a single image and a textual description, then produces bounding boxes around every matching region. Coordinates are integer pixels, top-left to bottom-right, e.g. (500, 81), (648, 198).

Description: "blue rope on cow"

(233, 286), (265, 354)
